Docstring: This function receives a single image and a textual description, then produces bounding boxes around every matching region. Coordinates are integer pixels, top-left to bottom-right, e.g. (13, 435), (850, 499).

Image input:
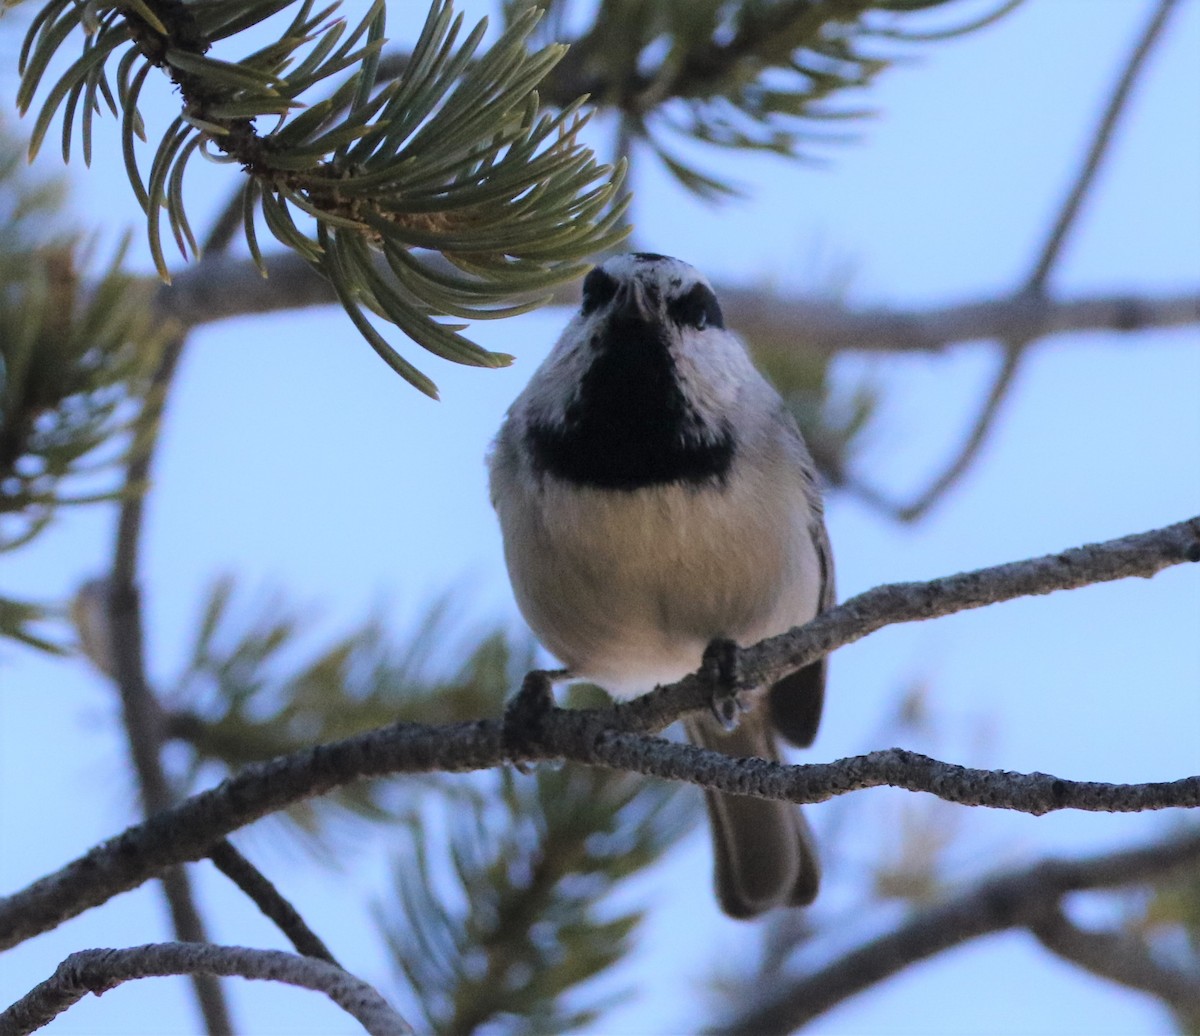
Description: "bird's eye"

(580, 267), (619, 316)
(667, 283), (724, 331)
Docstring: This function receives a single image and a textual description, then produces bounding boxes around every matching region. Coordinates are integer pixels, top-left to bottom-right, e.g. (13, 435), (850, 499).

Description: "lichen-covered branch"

(0, 517), (1195, 954)
(0, 943), (411, 1036)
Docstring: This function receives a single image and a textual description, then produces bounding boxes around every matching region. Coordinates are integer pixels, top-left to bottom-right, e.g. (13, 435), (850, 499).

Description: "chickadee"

(488, 253), (834, 917)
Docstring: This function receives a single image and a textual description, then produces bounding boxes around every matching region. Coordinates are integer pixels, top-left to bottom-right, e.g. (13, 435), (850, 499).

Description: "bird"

(488, 252), (834, 917)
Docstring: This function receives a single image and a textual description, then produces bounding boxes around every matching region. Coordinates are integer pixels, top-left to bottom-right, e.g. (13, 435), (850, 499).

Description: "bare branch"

(0, 943), (411, 1036)
(102, 325), (233, 1033)
(737, 515), (1200, 692)
(712, 827), (1200, 1035)
(156, 250), (1200, 356)
(847, 343), (1026, 522)
(849, 0), (1183, 520)
(101, 309), (328, 1028)
(206, 841), (339, 966)
(1031, 906), (1200, 1017)
(1, 517), (1194, 953)
(107, 338), (186, 815)
(725, 285), (1200, 358)
(1026, 0), (1182, 292)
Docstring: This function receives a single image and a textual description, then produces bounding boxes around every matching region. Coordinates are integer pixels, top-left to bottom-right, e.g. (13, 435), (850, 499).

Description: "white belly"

(496, 469), (822, 699)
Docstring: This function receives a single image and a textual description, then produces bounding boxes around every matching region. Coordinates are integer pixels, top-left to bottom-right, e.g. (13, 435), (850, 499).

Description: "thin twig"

(0, 517), (1195, 955)
(851, 0), (1183, 520)
(1026, 0), (1182, 292)
(0, 943), (412, 1036)
(207, 841), (339, 966)
(849, 343), (1026, 523)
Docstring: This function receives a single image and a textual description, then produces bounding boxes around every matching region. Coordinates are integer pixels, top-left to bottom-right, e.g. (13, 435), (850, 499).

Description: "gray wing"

(767, 412), (836, 748)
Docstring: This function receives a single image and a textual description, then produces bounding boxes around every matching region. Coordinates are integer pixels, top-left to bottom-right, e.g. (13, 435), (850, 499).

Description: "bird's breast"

(495, 465), (821, 698)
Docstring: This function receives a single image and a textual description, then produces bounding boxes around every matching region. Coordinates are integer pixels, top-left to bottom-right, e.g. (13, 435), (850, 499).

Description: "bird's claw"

(702, 638), (749, 732)
(503, 668), (567, 771)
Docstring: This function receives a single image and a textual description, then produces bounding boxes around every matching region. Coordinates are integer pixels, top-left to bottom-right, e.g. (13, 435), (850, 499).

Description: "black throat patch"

(526, 314), (734, 491)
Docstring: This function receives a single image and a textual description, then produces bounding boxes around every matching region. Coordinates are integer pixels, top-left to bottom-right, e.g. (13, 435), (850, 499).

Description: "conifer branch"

(16, 0), (629, 395)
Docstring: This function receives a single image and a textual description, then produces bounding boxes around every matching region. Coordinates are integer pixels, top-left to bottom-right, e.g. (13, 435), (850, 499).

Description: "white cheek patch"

(519, 317), (603, 428)
(671, 329), (758, 430)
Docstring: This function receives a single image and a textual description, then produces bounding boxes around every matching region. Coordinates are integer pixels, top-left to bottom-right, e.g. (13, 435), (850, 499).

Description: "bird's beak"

(612, 281), (652, 321)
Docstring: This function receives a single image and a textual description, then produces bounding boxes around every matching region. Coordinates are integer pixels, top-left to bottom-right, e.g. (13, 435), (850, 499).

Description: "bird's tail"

(683, 710), (819, 918)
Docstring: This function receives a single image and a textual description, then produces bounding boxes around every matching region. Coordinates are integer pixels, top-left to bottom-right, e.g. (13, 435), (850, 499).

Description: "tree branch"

(1025, 0), (1181, 292)
(846, 342), (1026, 522)
(104, 327), (233, 1035)
(1030, 906), (1200, 1018)
(0, 943), (411, 1036)
(848, 0), (1183, 521)
(712, 827), (1200, 1035)
(1, 517), (1195, 953)
(104, 267), (333, 1026)
(206, 841), (338, 966)
(731, 287), (1200, 358)
(736, 514), (1200, 692)
(155, 249), (1200, 356)
(153, 0), (1198, 368)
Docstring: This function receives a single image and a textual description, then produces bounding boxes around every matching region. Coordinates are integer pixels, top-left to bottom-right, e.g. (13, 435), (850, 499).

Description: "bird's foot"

(701, 638), (749, 732)
(503, 668), (568, 770)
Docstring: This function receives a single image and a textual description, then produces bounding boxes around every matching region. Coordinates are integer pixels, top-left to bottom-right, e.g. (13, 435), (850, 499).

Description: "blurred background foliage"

(160, 576), (700, 1030)
(381, 747), (694, 1034)
(0, 121), (163, 650)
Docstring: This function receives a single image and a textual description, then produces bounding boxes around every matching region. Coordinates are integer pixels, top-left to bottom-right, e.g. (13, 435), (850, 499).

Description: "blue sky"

(2, 1), (1199, 1033)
